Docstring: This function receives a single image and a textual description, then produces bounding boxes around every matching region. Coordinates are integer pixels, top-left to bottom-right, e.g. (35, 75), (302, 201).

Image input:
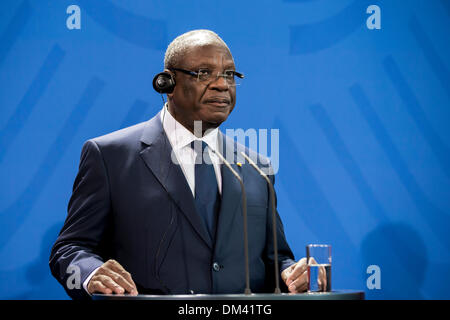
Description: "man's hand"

(281, 258), (308, 293)
(87, 259), (138, 295)
(281, 257), (328, 293)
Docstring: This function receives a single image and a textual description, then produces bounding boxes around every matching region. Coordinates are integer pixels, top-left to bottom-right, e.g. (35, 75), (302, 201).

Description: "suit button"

(212, 262), (220, 272)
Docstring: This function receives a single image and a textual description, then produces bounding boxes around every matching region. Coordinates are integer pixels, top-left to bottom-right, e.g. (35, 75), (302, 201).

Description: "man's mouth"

(203, 97), (231, 107)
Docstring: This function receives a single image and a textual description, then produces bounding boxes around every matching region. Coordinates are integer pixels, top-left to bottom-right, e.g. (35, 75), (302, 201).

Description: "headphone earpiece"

(152, 72), (175, 94)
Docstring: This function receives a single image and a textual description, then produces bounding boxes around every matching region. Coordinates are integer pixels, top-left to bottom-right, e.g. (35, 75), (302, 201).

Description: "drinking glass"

(306, 244), (331, 292)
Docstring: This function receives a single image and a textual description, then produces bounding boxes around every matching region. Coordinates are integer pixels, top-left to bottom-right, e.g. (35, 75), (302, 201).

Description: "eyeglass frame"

(170, 67), (244, 86)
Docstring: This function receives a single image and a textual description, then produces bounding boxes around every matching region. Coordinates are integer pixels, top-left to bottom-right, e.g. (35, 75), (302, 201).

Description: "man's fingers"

(100, 268), (135, 294)
(308, 257), (318, 265)
(111, 266), (137, 291)
(95, 274), (125, 294)
(88, 275), (121, 294)
(285, 258), (307, 286)
(87, 260), (139, 295)
(287, 271), (308, 293)
(281, 265), (294, 283)
(88, 280), (113, 295)
(106, 260), (138, 294)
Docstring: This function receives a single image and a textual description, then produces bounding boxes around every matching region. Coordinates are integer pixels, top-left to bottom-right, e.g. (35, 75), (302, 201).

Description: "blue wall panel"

(0, 0), (449, 299)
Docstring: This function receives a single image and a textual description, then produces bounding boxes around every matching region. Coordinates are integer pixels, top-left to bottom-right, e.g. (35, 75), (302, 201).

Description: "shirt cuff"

(82, 267), (100, 295)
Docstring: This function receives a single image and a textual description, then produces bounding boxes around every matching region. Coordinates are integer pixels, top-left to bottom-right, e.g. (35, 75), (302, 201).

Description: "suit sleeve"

(49, 140), (111, 300)
(264, 165), (296, 292)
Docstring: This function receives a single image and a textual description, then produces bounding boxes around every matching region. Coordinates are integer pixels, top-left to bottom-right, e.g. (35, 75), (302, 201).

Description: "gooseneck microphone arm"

(240, 152), (281, 294)
(210, 148), (251, 295)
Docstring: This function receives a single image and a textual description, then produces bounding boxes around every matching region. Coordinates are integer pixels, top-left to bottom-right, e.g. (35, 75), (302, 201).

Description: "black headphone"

(152, 71), (176, 94)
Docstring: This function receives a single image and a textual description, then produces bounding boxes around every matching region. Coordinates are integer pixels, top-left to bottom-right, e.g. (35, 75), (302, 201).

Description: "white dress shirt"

(160, 104), (222, 196)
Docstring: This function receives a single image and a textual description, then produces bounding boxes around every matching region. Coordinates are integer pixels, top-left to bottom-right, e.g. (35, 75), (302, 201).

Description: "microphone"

(209, 148), (251, 295)
(240, 152), (281, 294)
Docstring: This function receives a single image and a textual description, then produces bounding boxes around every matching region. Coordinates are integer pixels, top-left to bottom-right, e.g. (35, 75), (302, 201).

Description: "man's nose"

(209, 74), (229, 91)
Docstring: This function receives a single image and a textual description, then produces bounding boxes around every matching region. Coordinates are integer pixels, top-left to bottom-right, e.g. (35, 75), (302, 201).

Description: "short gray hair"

(164, 30), (231, 69)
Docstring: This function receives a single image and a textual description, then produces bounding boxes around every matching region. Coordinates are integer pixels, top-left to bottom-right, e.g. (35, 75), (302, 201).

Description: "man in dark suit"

(49, 30), (310, 299)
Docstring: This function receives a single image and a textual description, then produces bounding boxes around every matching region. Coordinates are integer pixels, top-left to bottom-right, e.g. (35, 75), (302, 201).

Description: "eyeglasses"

(170, 68), (244, 86)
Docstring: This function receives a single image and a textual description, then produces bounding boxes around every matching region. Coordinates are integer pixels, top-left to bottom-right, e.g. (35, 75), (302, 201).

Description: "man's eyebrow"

(190, 62), (236, 70)
(193, 63), (215, 69)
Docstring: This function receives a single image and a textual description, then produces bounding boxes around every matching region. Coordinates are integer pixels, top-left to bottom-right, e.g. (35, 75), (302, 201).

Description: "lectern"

(93, 290), (364, 300)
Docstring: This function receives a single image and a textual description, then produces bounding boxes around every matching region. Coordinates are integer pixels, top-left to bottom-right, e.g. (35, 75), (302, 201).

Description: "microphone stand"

(210, 149), (251, 295)
(240, 152), (281, 294)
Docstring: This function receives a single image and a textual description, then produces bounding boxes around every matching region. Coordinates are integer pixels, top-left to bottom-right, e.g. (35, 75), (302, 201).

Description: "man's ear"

(165, 68), (175, 98)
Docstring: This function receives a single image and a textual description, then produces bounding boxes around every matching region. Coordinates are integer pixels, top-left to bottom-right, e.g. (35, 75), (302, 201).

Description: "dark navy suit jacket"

(49, 112), (295, 299)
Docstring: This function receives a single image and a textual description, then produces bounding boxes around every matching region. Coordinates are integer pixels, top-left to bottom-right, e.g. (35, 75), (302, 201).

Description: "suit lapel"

(139, 113), (213, 249)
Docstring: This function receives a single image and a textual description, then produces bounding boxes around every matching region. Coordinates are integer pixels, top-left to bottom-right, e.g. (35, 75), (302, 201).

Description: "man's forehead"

(182, 43), (234, 68)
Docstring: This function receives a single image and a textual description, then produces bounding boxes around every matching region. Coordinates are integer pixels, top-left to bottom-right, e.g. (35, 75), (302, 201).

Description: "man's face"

(167, 43), (237, 133)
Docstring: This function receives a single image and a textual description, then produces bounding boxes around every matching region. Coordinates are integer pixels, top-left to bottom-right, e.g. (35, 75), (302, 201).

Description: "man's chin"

(202, 110), (231, 125)
(203, 118), (224, 128)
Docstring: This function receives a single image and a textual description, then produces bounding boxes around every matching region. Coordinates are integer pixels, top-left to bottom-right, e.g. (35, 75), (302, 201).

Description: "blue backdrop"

(0, 0), (449, 299)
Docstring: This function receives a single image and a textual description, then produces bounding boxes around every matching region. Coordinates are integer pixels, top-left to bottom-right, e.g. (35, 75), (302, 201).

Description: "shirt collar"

(161, 105), (219, 151)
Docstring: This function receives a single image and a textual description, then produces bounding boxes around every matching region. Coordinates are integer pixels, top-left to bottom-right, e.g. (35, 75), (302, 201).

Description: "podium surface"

(93, 290), (364, 300)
